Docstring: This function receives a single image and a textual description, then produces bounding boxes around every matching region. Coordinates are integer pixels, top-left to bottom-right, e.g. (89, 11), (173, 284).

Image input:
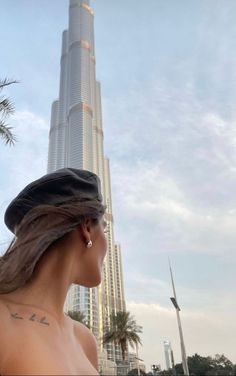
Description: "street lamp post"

(136, 344), (141, 376)
(169, 260), (189, 376)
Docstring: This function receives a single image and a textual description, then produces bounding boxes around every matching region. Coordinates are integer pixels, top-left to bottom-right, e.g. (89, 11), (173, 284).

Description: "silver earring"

(86, 240), (92, 248)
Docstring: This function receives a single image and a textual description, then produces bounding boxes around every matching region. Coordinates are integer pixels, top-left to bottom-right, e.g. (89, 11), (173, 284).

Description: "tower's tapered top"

(70, 0), (93, 18)
(70, 0), (90, 6)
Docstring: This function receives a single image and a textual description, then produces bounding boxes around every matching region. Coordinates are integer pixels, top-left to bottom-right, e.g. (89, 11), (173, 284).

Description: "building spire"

(70, 0), (90, 6)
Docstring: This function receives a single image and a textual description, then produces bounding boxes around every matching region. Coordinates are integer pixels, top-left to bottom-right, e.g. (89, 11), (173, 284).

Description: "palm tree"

(103, 311), (142, 362)
(66, 310), (89, 328)
(0, 78), (18, 145)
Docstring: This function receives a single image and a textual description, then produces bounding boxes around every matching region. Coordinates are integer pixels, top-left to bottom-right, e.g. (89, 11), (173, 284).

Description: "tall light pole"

(169, 259), (189, 376)
(136, 344), (141, 376)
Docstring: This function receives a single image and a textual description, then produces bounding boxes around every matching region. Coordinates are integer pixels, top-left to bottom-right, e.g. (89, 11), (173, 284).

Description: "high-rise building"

(163, 340), (175, 372)
(47, 0), (126, 363)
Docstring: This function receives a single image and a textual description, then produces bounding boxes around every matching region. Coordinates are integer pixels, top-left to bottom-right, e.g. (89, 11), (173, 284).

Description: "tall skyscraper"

(47, 0), (126, 363)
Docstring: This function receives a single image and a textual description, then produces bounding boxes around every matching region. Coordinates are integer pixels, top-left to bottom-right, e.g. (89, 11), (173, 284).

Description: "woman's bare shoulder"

(0, 298), (13, 371)
(0, 297), (11, 327)
(0, 297), (13, 334)
(73, 319), (97, 347)
(72, 320), (98, 371)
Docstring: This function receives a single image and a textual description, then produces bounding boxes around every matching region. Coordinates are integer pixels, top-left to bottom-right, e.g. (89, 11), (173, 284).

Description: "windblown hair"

(0, 198), (106, 294)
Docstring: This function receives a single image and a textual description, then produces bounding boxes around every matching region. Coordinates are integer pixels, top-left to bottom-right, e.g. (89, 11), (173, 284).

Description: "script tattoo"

(39, 316), (50, 326)
(11, 312), (23, 320)
(29, 313), (37, 321)
(10, 312), (50, 326)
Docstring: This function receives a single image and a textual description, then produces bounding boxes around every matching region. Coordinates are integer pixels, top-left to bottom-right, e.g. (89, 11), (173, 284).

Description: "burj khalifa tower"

(47, 0), (126, 363)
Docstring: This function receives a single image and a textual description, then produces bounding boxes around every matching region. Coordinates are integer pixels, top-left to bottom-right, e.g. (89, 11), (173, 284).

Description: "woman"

(0, 168), (107, 375)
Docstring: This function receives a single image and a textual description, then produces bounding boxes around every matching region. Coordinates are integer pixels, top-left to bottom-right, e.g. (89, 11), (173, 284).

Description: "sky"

(1, 0), (236, 371)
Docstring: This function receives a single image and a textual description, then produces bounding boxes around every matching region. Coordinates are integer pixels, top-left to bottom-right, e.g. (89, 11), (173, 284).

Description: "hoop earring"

(86, 240), (93, 248)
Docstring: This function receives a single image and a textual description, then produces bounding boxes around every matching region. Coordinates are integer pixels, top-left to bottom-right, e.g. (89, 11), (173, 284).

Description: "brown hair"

(0, 199), (106, 294)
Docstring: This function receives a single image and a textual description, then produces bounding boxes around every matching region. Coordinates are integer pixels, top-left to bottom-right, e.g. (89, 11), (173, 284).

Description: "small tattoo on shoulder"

(10, 312), (50, 326)
(11, 312), (24, 320)
(39, 316), (50, 326)
(29, 313), (36, 321)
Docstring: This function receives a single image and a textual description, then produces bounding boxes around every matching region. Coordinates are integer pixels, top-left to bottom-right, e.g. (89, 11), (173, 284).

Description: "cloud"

(101, 65), (236, 261)
(109, 159), (236, 259)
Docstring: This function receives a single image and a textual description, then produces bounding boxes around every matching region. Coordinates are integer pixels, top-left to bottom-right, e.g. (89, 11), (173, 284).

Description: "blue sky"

(1, 0), (236, 370)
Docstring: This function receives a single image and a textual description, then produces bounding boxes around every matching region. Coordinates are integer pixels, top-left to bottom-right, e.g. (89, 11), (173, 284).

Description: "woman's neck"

(0, 245), (75, 329)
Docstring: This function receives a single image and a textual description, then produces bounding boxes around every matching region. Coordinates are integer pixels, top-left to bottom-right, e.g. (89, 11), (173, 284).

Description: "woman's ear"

(79, 219), (93, 243)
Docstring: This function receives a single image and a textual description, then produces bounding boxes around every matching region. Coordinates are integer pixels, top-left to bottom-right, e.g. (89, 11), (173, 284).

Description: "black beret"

(4, 168), (103, 234)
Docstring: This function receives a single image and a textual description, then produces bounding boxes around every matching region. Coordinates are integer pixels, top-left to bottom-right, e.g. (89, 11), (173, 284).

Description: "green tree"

(173, 353), (235, 376)
(187, 353), (213, 376)
(206, 354), (234, 376)
(128, 368), (146, 375)
(103, 311), (142, 361)
(66, 310), (89, 328)
(158, 370), (173, 376)
(174, 362), (184, 375)
(233, 364), (236, 376)
(0, 78), (17, 145)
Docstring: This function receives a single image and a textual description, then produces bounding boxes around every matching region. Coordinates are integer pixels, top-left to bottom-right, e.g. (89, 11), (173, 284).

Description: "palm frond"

(0, 97), (15, 115)
(127, 332), (142, 347)
(103, 330), (117, 344)
(0, 78), (18, 90)
(0, 121), (17, 146)
(0, 77), (18, 146)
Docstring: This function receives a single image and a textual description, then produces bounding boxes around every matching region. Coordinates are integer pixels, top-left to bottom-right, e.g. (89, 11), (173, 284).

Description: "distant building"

(164, 340), (175, 370)
(98, 349), (116, 376)
(128, 352), (146, 373)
